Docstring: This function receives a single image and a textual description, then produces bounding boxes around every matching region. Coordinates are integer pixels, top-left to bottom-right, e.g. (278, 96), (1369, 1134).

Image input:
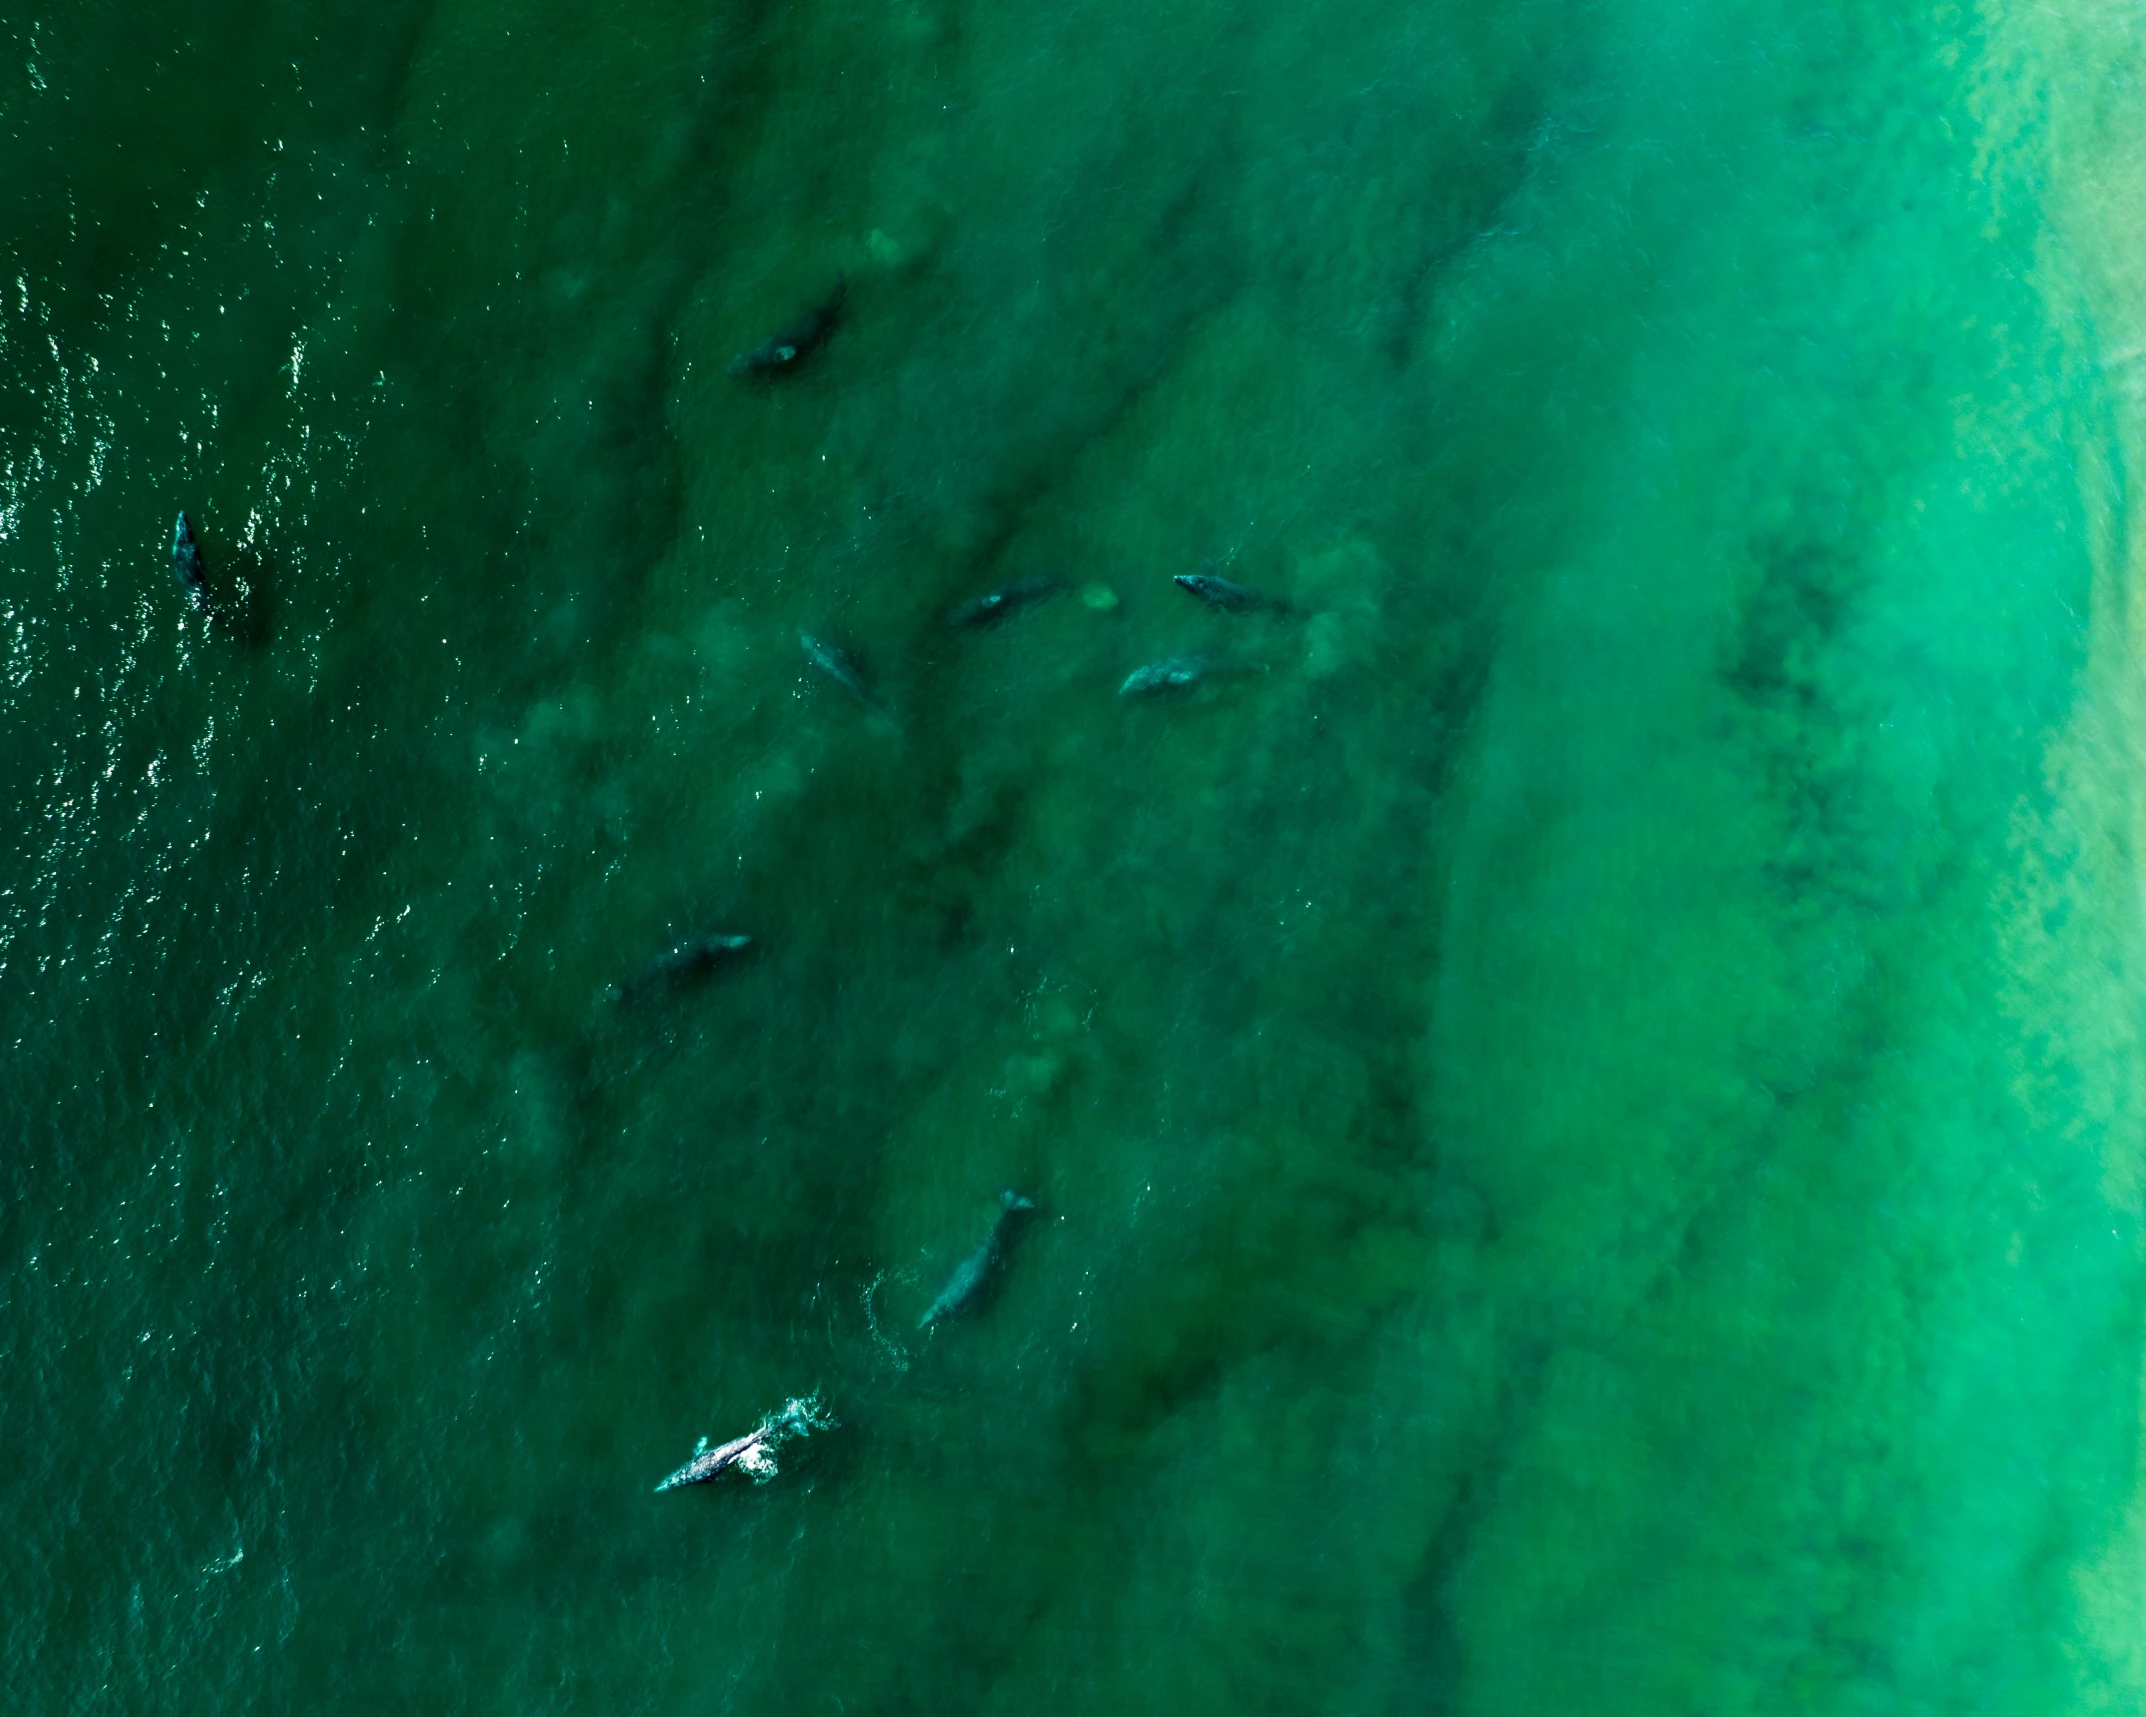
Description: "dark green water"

(9, 1), (2146, 1710)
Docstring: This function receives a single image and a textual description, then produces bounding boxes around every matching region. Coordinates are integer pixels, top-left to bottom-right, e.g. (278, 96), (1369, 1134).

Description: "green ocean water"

(9, 0), (2146, 1710)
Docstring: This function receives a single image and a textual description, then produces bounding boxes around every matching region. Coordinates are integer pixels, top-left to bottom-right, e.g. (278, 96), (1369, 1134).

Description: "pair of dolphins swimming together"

(653, 1191), (1038, 1491)
(161, 276), (851, 612)
(1116, 565), (1291, 694)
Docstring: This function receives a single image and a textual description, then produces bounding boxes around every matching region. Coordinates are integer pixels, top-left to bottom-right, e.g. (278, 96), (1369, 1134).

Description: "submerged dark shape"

(1118, 654), (1271, 696)
(1174, 564), (1288, 613)
(654, 1394), (835, 1491)
(919, 1190), (1037, 1329)
(800, 631), (901, 723)
(947, 575), (1059, 628)
(1115, 652), (1261, 695)
(800, 631), (868, 699)
(172, 512), (212, 614)
(729, 274), (847, 377)
(612, 932), (752, 1002)
(1119, 655), (1209, 695)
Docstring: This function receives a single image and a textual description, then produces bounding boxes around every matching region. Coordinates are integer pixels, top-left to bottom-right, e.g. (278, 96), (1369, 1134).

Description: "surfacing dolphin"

(1173, 563), (1290, 614)
(947, 575), (1059, 629)
(612, 932), (752, 1002)
(919, 1189), (1037, 1329)
(654, 1393), (835, 1491)
(730, 274), (847, 377)
(172, 512), (211, 614)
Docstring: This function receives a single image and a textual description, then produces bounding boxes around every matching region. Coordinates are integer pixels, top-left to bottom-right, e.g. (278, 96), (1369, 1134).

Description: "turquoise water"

(9, 0), (2146, 1709)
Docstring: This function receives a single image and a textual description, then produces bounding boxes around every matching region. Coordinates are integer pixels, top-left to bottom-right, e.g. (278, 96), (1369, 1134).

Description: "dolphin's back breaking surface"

(172, 511), (210, 613)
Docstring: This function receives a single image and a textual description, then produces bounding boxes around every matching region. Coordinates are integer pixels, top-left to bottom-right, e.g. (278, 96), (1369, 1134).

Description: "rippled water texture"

(9, 2), (2146, 1710)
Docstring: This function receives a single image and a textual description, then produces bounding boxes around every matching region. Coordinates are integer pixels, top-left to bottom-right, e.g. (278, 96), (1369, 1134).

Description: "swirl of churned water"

(652, 1392), (837, 1492)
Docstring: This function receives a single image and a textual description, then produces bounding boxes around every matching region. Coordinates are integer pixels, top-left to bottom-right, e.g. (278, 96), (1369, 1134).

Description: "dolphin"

(1119, 655), (1210, 695)
(730, 274), (847, 377)
(1118, 654), (1271, 696)
(800, 631), (869, 699)
(947, 575), (1059, 629)
(1173, 565), (1288, 613)
(654, 1394), (835, 1491)
(172, 512), (211, 613)
(801, 631), (901, 723)
(612, 932), (752, 1002)
(919, 1189), (1037, 1329)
